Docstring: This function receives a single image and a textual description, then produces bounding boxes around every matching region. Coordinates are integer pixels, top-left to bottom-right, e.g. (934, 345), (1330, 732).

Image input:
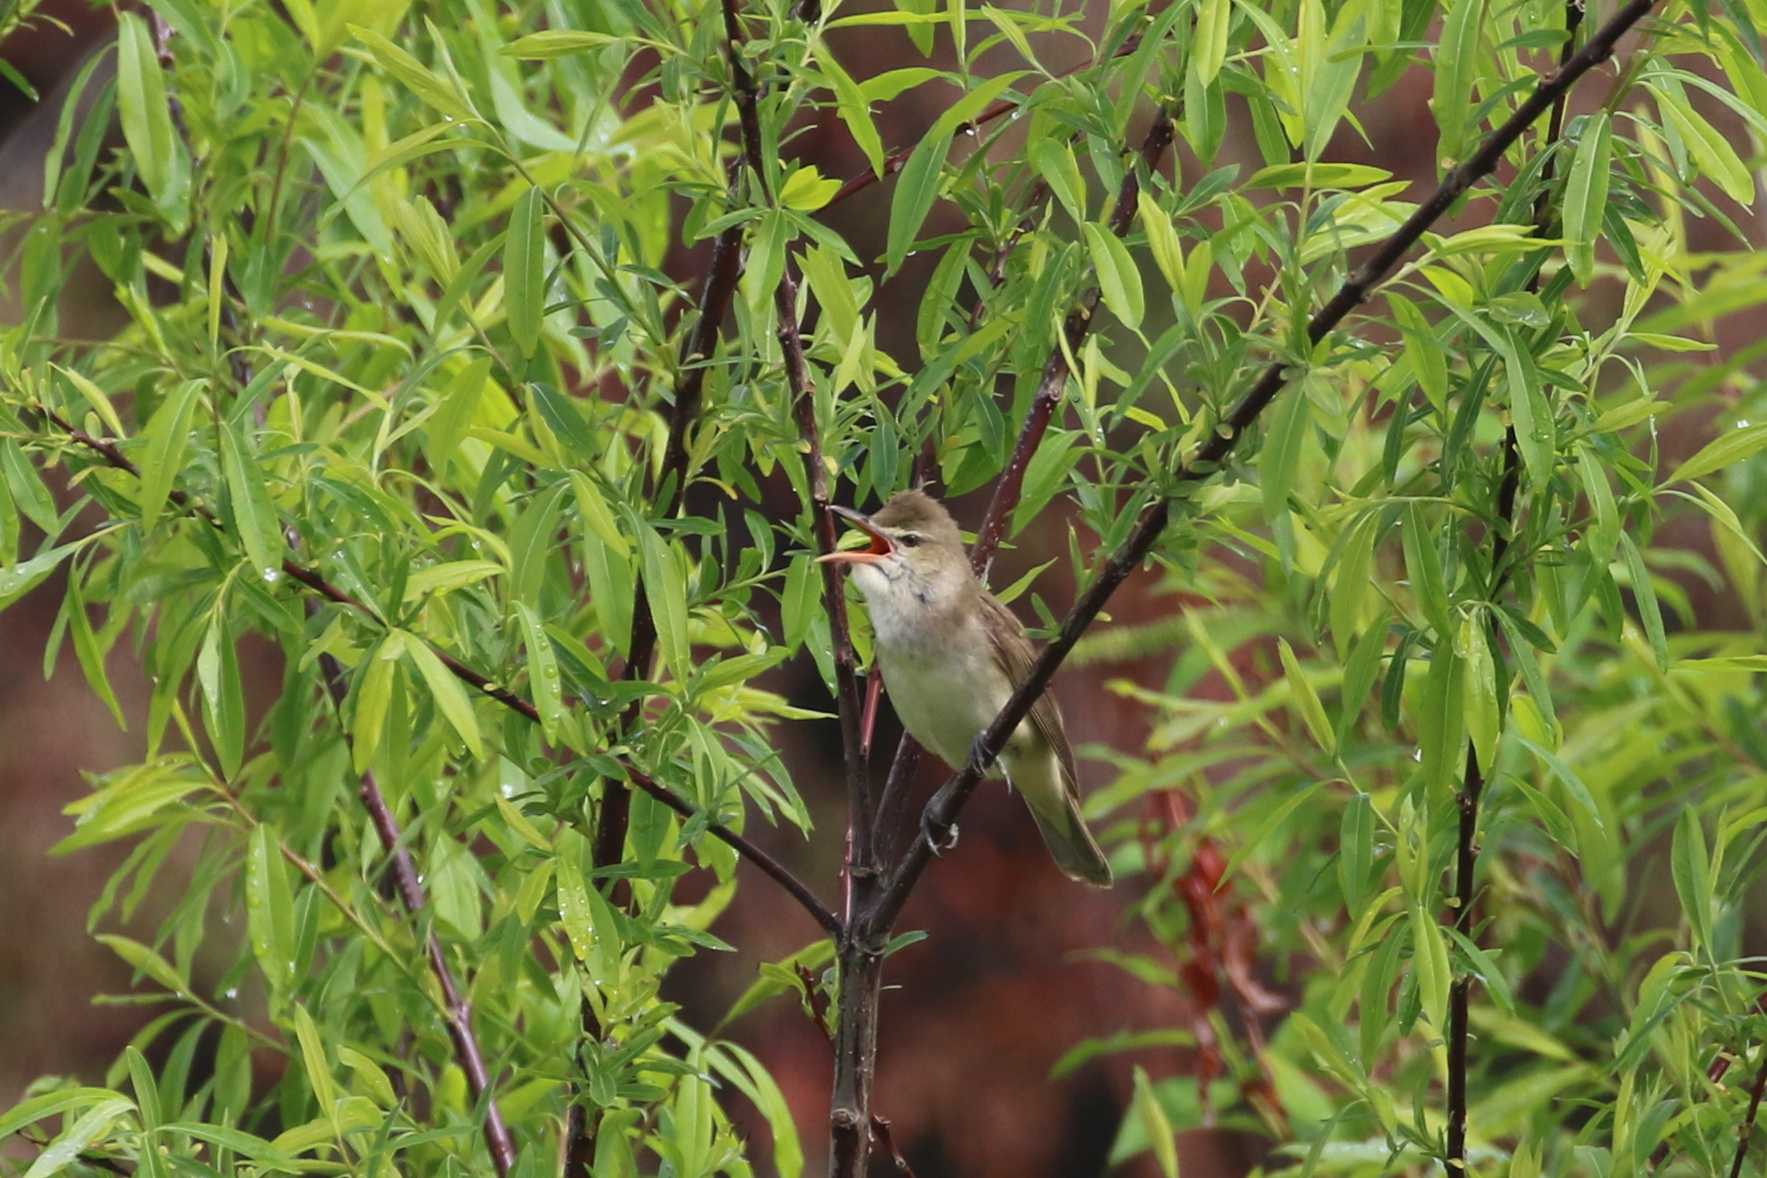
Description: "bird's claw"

(922, 811), (959, 856)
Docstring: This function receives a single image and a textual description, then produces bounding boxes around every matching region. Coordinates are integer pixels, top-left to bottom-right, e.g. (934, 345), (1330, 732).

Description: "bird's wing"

(976, 590), (1080, 793)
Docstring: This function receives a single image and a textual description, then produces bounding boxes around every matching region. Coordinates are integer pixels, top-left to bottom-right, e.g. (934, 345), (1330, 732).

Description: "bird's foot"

(921, 810), (959, 856)
(966, 733), (996, 776)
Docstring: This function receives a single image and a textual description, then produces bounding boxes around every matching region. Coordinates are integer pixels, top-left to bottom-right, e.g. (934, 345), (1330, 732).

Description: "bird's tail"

(1026, 790), (1113, 887)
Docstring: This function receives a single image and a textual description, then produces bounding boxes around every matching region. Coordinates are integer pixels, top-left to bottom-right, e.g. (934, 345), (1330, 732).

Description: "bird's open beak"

(817, 505), (894, 565)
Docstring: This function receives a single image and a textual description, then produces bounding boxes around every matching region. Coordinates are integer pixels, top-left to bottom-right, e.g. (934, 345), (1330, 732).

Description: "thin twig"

(866, 0), (1661, 934)
(35, 410), (842, 938)
(1446, 4), (1584, 1169)
(315, 650), (517, 1176)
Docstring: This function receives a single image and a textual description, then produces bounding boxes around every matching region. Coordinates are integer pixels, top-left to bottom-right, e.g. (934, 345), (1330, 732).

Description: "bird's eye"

(899, 533), (922, 548)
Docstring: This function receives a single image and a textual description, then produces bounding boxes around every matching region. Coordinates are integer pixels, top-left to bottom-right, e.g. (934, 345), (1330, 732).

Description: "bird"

(817, 489), (1113, 886)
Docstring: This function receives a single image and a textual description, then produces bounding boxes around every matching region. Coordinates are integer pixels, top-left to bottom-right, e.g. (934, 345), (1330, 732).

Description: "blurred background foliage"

(1, 0), (1765, 1173)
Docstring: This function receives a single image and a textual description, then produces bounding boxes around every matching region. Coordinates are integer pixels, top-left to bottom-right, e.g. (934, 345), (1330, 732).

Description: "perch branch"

(1729, 1048), (1767, 1178)
(867, 0), (1661, 934)
(870, 107), (1177, 858)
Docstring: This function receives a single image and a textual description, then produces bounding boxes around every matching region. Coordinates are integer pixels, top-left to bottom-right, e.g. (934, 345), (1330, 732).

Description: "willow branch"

(36, 410), (841, 939)
(870, 108), (1176, 858)
(1446, 4), (1584, 1168)
(594, 203), (746, 876)
(315, 650), (516, 1175)
(867, 0), (1661, 934)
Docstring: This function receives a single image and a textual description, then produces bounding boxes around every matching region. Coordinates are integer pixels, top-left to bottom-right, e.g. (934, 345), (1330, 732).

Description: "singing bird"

(817, 490), (1112, 886)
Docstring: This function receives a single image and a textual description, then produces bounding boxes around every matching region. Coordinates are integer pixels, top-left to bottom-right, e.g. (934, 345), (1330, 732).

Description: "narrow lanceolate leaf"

(1261, 385), (1311, 520)
(1460, 614), (1499, 774)
(1563, 112), (1613, 284)
(220, 418), (285, 580)
(515, 601), (564, 745)
(1279, 638), (1334, 752)
(1666, 422), (1767, 485)
(885, 131), (952, 276)
(1194, 0), (1230, 85)
(1083, 223), (1145, 329)
(505, 186), (545, 357)
(139, 379), (204, 532)
(349, 26), (478, 122)
(1138, 192), (1185, 295)
(1618, 533), (1667, 670)
(820, 50), (884, 176)
(1410, 903), (1451, 1026)
(1432, 0), (1487, 164)
(352, 637), (401, 773)
(1671, 808), (1714, 952)
(245, 824), (297, 996)
(114, 12), (184, 212)
(1130, 1067), (1179, 1178)
(402, 633), (484, 759)
(1500, 329), (1553, 486)
(639, 525), (692, 682)
(198, 617), (246, 777)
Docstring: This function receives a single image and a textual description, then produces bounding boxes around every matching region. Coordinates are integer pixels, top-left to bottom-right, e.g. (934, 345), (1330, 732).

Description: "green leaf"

(1279, 638), (1333, 752)
(820, 50), (885, 176)
(1261, 382), (1311, 521)
(1671, 808), (1714, 952)
(350, 25), (478, 122)
(97, 934), (187, 994)
(1432, 0), (1488, 163)
(1388, 295), (1447, 410)
(1130, 1066), (1179, 1178)
(1083, 223), (1145, 329)
(0, 1089), (131, 1146)
(138, 379), (204, 532)
(198, 616), (245, 777)
(403, 633), (485, 759)
(1194, 0), (1230, 85)
(352, 635), (401, 773)
(2, 436), (58, 534)
(501, 30), (620, 57)
(0, 537), (89, 608)
(245, 823), (297, 996)
(1665, 422), (1767, 485)
(1576, 445), (1619, 563)
(515, 601), (565, 745)
(1563, 112), (1613, 283)
(639, 524), (692, 681)
(1138, 192), (1185, 295)
(1409, 903), (1450, 1026)
(505, 186), (546, 357)
(1460, 614), (1499, 774)
(220, 418), (286, 581)
(1339, 792), (1374, 912)
(53, 364), (126, 438)
(1618, 532), (1667, 670)
(1499, 330), (1553, 487)
(1032, 139), (1087, 223)
(291, 1003), (341, 1111)
(780, 554), (819, 652)
(115, 12), (186, 216)
(885, 131), (952, 276)
(21, 1097), (135, 1178)
(66, 571), (125, 730)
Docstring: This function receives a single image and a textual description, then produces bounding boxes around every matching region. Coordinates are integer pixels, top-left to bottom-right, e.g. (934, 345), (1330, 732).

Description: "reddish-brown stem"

(37, 410), (840, 938)
(316, 652), (516, 1175)
(1729, 1049), (1767, 1178)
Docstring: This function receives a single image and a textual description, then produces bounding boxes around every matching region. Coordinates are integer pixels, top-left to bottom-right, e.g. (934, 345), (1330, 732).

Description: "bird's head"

(817, 490), (968, 604)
